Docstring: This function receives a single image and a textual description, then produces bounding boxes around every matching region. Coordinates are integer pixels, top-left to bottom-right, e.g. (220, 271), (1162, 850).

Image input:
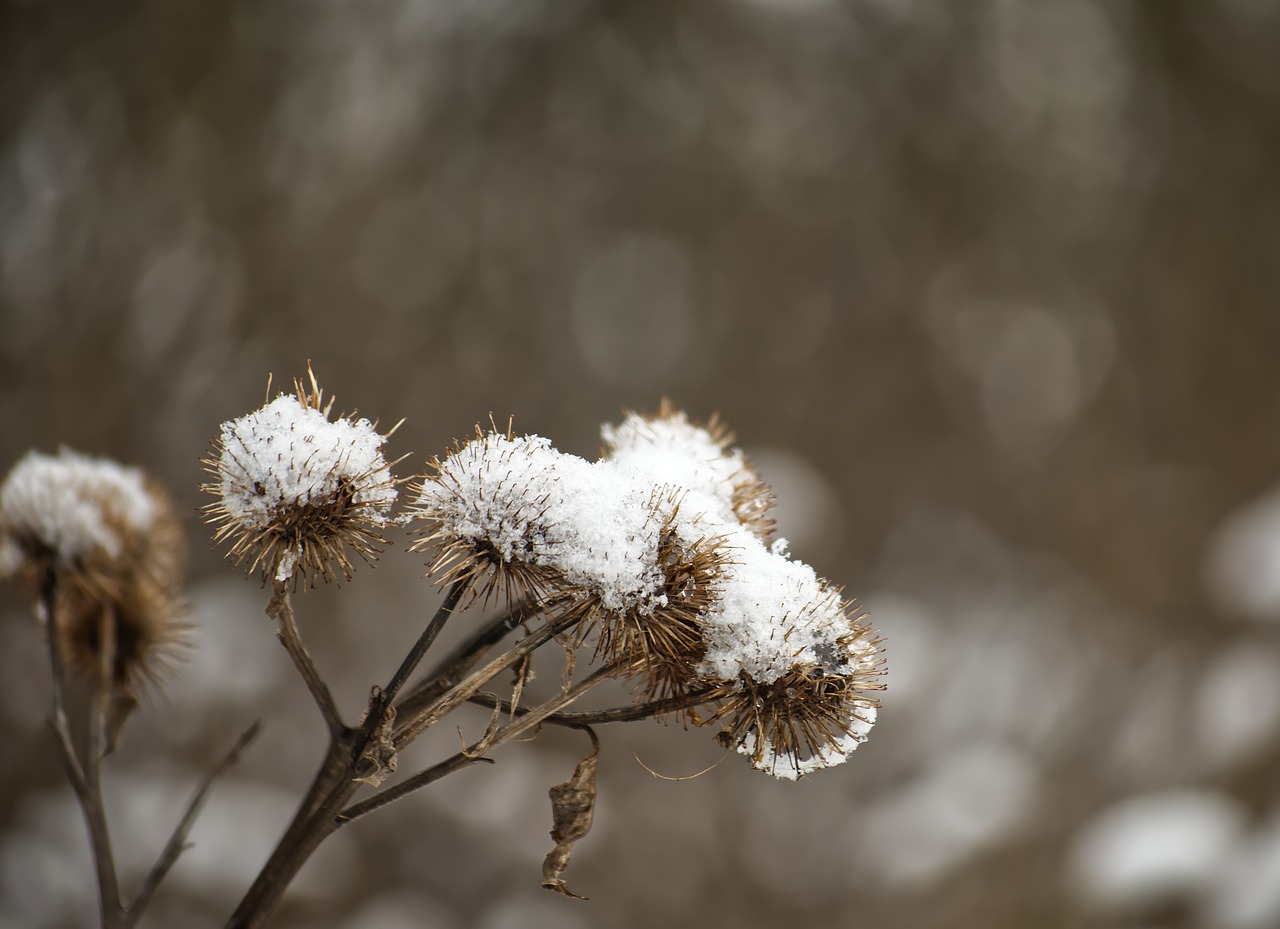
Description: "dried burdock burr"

(409, 427), (569, 605)
(601, 399), (777, 540)
(202, 365), (402, 587)
(0, 448), (188, 743)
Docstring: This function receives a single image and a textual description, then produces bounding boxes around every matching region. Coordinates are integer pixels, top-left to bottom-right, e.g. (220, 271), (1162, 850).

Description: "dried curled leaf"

(355, 691), (397, 788)
(541, 732), (599, 900)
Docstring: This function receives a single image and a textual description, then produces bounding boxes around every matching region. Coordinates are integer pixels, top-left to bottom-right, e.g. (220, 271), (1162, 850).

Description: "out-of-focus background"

(3, 1), (1280, 927)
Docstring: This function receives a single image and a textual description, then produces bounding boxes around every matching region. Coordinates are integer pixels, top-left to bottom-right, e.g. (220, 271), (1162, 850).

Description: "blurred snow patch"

(925, 266), (1116, 457)
(166, 775), (354, 898)
(859, 743), (1037, 887)
(0, 791), (94, 927)
(1206, 807), (1280, 929)
(476, 891), (596, 929)
(1193, 642), (1280, 772)
(1068, 790), (1245, 912)
(1205, 486), (1280, 622)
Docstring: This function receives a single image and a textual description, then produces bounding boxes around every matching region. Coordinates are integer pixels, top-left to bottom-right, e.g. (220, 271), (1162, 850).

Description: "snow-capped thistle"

(599, 404), (885, 777)
(412, 406), (885, 778)
(561, 486), (728, 704)
(409, 427), (568, 604)
(692, 531), (885, 779)
(410, 426), (730, 685)
(705, 590), (884, 780)
(202, 367), (402, 587)
(601, 400), (776, 540)
(0, 448), (188, 742)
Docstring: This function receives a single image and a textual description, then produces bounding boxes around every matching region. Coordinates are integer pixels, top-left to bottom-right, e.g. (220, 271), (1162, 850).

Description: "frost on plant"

(4, 376), (888, 929)
(202, 367), (401, 586)
(413, 405), (885, 779)
(0, 447), (187, 742)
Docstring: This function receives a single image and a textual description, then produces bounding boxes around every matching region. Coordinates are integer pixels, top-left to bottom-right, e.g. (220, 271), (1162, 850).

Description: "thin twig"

(226, 580), (473, 929)
(339, 663), (629, 826)
(376, 578), (470, 710)
(84, 602), (126, 928)
(127, 721), (262, 921)
(393, 614), (575, 749)
(268, 583), (347, 738)
(393, 598), (533, 725)
(465, 687), (721, 727)
(41, 570), (86, 792)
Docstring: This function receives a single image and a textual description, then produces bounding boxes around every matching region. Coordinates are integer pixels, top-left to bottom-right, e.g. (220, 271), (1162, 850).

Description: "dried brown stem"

(268, 583), (347, 738)
(392, 614), (575, 749)
(393, 598), (534, 724)
(356, 578), (470, 764)
(42, 571), (86, 792)
(465, 686), (721, 727)
(338, 662), (628, 826)
(225, 580), (472, 929)
(41, 570), (127, 929)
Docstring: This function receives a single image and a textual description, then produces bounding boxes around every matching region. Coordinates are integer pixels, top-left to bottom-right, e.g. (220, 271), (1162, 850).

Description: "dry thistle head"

(601, 400), (776, 540)
(690, 525), (885, 778)
(0, 448), (188, 742)
(707, 598), (885, 780)
(408, 426), (569, 604)
(202, 367), (402, 587)
(565, 489), (729, 709)
(412, 407), (886, 773)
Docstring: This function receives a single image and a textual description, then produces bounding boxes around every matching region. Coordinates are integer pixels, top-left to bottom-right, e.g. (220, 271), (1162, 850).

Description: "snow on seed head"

(410, 427), (572, 603)
(0, 448), (157, 570)
(202, 366), (400, 587)
(0, 448), (189, 743)
(601, 401), (776, 539)
(559, 482), (731, 705)
(695, 529), (885, 778)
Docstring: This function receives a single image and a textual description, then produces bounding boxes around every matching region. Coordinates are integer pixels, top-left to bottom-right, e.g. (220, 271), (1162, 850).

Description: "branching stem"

(466, 687), (721, 727)
(338, 662), (629, 826)
(393, 598), (534, 723)
(41, 570), (127, 929)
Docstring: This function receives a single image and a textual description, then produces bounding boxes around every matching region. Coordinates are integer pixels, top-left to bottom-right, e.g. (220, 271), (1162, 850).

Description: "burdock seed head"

(0, 448), (188, 742)
(409, 425), (571, 604)
(564, 486), (729, 707)
(710, 612), (885, 781)
(696, 530), (886, 779)
(202, 366), (402, 588)
(601, 401), (776, 540)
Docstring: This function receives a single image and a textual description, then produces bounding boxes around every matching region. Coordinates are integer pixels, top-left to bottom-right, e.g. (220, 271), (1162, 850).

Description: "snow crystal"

(215, 394), (397, 531)
(0, 448), (157, 569)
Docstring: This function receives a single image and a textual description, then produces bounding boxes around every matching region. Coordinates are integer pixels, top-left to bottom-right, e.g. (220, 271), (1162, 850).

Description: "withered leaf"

(541, 732), (599, 900)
